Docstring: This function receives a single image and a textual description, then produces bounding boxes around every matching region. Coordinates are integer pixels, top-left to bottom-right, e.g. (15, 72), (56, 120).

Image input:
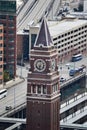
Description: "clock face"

(34, 59), (46, 72)
(51, 59), (56, 71)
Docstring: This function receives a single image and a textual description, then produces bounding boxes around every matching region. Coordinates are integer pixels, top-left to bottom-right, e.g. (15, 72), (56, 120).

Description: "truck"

(69, 69), (79, 76)
(69, 65), (85, 76)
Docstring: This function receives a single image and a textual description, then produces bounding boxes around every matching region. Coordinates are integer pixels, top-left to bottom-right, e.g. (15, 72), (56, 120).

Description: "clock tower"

(26, 18), (60, 130)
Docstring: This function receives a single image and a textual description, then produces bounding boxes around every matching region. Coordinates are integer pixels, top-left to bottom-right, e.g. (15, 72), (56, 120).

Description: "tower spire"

(34, 17), (53, 47)
(26, 16), (60, 130)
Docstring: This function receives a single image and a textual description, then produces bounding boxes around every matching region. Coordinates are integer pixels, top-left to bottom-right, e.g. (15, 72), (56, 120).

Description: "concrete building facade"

(84, 0), (87, 12)
(29, 18), (87, 63)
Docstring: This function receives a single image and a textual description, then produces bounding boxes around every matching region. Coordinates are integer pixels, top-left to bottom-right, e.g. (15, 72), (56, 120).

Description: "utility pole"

(20, 54), (23, 78)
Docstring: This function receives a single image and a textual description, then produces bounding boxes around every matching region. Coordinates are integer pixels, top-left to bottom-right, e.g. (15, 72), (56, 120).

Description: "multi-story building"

(17, 30), (29, 62)
(0, 0), (16, 79)
(26, 18), (60, 130)
(29, 17), (87, 63)
(0, 25), (4, 84)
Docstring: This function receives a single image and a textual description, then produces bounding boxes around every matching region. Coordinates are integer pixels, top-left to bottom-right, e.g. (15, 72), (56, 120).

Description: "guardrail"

(60, 72), (86, 88)
(1, 102), (26, 117)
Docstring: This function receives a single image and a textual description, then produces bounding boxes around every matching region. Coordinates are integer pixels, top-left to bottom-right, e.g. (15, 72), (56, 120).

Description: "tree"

(3, 70), (10, 82)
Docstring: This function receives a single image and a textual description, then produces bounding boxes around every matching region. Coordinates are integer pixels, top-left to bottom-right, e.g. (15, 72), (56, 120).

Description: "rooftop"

(30, 18), (87, 38)
(34, 18), (53, 47)
(48, 18), (87, 37)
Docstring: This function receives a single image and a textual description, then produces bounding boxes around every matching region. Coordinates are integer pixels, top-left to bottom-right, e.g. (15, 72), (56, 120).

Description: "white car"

(65, 63), (73, 69)
(65, 63), (71, 67)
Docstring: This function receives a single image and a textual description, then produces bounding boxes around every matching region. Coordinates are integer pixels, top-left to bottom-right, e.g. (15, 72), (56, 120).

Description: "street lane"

(0, 80), (27, 115)
(0, 65), (28, 115)
(0, 56), (87, 115)
(58, 56), (87, 80)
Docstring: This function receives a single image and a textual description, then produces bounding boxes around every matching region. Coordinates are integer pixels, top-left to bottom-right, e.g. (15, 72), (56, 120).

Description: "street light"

(14, 86), (15, 109)
(60, 58), (63, 77)
(73, 61), (76, 70)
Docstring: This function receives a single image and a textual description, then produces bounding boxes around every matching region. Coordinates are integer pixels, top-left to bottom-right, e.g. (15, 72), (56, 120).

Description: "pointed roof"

(34, 17), (53, 47)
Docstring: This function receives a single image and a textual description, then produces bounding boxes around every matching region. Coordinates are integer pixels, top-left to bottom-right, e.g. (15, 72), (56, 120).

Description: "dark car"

(5, 106), (12, 110)
(60, 77), (66, 82)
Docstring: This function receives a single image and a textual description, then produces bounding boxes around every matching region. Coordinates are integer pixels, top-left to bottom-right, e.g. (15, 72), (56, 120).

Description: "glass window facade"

(0, 0), (16, 79)
(0, 1), (16, 13)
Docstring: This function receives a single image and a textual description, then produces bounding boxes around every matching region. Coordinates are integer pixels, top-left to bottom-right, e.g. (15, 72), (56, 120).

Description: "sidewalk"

(0, 77), (25, 90)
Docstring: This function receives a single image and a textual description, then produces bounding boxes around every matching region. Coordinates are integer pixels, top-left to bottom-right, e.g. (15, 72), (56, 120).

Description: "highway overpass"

(17, 0), (61, 31)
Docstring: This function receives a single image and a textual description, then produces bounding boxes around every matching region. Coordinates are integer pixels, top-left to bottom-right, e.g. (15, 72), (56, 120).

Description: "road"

(0, 65), (28, 116)
(58, 55), (87, 80)
(17, 0), (61, 30)
(0, 80), (27, 115)
(0, 56), (87, 115)
(16, 65), (28, 78)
